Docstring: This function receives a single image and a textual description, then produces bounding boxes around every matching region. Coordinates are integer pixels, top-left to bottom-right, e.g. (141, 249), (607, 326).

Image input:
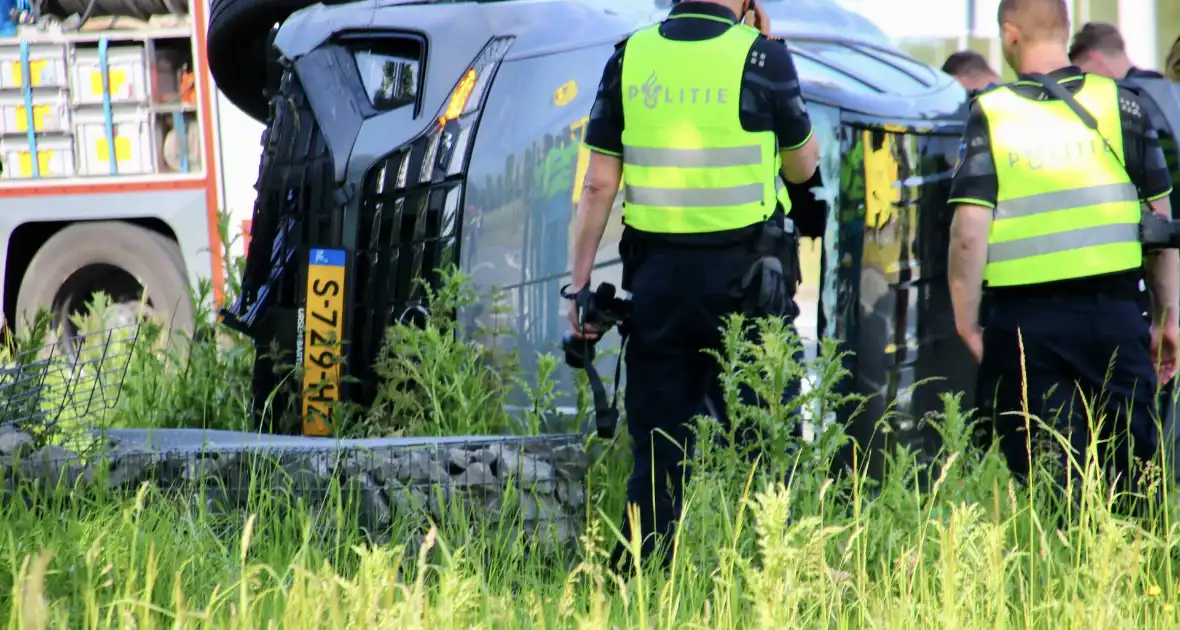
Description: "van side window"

(792, 54), (877, 94)
(795, 41), (936, 96)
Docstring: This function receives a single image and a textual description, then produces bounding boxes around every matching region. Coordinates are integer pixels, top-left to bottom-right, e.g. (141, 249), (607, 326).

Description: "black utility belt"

(988, 289), (1140, 303)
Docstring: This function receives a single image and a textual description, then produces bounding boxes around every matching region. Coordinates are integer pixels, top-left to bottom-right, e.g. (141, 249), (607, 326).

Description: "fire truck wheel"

(15, 222), (196, 345)
(208, 0), (316, 122)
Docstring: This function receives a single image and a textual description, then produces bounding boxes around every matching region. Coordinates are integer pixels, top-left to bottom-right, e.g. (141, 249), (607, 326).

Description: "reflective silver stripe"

(988, 223), (1140, 263)
(994, 183), (1139, 220)
(624, 183), (764, 207)
(623, 145), (762, 168)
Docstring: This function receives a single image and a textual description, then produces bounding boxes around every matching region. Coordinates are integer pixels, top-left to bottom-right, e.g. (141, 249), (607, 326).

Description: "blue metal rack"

(172, 111), (189, 173)
(2, 25), (202, 180)
(97, 38), (118, 175)
(18, 40), (39, 178)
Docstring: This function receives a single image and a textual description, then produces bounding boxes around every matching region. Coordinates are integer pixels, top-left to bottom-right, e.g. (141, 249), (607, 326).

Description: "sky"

(571, 0), (1163, 73)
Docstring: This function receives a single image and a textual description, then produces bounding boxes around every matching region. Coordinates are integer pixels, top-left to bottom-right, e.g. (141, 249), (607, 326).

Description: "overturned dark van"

(211, 0), (975, 475)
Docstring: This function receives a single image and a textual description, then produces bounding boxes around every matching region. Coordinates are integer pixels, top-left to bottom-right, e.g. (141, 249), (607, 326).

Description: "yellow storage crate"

(0, 44), (69, 89)
(74, 107), (153, 175)
(1, 136), (77, 179)
(0, 92), (71, 134)
(69, 45), (148, 105)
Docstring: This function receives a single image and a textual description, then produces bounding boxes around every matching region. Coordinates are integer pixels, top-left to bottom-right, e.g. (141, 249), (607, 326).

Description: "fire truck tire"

(16, 222), (195, 342)
(208, 0), (316, 122)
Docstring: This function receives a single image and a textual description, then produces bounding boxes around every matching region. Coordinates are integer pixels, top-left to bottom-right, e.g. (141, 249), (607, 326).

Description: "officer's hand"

(1150, 322), (1179, 383)
(959, 325), (984, 364)
(743, 1), (771, 37)
(567, 299), (600, 341)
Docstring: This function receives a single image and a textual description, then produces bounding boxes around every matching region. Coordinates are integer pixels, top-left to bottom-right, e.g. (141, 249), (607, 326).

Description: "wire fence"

(0, 321), (589, 554)
(3, 435), (589, 554)
(0, 324), (139, 454)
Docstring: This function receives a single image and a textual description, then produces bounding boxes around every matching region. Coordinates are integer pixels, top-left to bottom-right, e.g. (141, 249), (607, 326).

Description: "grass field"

(2, 227), (1180, 629)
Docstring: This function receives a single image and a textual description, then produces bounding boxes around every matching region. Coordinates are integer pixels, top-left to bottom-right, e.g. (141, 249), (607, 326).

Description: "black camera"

(559, 282), (631, 438)
(561, 282), (629, 368)
(1140, 209), (1180, 251)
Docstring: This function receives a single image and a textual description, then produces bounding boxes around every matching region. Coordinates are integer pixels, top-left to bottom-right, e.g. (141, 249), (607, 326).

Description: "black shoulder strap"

(1124, 76), (1180, 143)
(1024, 73), (1128, 171)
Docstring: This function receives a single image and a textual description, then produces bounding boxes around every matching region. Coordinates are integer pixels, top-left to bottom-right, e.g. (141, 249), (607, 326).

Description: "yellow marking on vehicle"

(554, 80), (579, 107)
(863, 131), (907, 277)
(863, 130), (900, 231)
(301, 248), (347, 437)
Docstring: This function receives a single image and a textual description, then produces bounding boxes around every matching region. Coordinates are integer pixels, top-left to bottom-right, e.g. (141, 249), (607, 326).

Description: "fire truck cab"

(0, 0), (263, 340)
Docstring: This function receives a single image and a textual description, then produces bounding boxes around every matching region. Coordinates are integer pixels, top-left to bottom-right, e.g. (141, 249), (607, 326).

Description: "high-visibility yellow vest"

(619, 22), (785, 234)
(977, 75), (1142, 287)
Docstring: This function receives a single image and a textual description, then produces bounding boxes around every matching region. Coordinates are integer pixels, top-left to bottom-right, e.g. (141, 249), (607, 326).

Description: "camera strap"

(1023, 73), (1129, 173)
(1023, 73), (1178, 249)
(560, 283), (629, 439)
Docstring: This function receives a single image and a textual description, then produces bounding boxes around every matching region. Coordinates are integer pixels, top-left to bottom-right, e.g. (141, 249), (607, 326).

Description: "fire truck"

(0, 0), (265, 340)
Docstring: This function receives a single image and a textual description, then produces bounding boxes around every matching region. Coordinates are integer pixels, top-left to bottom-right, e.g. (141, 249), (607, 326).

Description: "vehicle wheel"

(15, 222), (195, 348)
(207, 0), (316, 122)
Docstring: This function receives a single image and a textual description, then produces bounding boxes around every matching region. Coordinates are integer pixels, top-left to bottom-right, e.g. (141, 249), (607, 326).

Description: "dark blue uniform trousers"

(609, 247), (802, 571)
(975, 295), (1159, 508)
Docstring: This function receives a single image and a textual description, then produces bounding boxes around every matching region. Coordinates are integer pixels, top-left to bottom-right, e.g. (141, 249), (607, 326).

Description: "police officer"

(568, 0), (818, 570)
(1069, 21), (1180, 485)
(942, 50), (1003, 94)
(948, 0), (1177, 510)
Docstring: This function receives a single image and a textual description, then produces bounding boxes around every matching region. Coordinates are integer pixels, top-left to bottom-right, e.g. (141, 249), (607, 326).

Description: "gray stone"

(551, 444), (589, 477)
(0, 429), (33, 458)
(179, 454), (226, 483)
(344, 477), (390, 534)
(453, 461), (496, 488)
(444, 447), (472, 471)
(371, 456), (403, 486)
(493, 446), (556, 493)
(387, 484), (430, 520)
(84, 452), (156, 489)
(405, 450), (445, 485)
(471, 447), (499, 466)
(521, 494), (564, 522)
(557, 479), (585, 508)
(21, 445), (83, 487)
(339, 450), (376, 478)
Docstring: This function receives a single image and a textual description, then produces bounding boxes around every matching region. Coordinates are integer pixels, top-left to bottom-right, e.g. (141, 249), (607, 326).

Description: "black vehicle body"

(213, 0), (975, 476)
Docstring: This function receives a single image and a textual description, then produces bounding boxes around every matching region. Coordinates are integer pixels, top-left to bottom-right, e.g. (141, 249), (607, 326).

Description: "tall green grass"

(2, 212), (1178, 627)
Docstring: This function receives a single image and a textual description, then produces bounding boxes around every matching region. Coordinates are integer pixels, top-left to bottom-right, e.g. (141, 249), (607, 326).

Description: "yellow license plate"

(301, 248), (347, 436)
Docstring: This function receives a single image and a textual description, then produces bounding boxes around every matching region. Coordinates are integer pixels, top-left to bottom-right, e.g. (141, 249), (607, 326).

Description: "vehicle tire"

(207, 0), (316, 122)
(15, 222), (195, 346)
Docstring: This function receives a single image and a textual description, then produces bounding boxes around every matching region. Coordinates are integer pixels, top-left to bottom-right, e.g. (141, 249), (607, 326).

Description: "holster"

(732, 217), (801, 319)
(618, 231), (647, 293)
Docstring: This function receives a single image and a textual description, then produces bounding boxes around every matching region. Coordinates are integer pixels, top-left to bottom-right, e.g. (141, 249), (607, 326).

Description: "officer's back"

(1070, 21), (1180, 484)
(568, 0), (818, 571)
(1069, 23), (1180, 213)
(948, 1), (1177, 510)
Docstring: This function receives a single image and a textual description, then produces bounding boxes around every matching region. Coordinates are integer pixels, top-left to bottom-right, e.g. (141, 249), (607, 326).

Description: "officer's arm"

(948, 204), (991, 337)
(1121, 87), (1179, 330)
(572, 43), (626, 291)
(946, 103), (998, 339)
(572, 153), (623, 290)
(1144, 196), (1178, 331)
(759, 37), (818, 183)
(781, 135), (820, 184)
